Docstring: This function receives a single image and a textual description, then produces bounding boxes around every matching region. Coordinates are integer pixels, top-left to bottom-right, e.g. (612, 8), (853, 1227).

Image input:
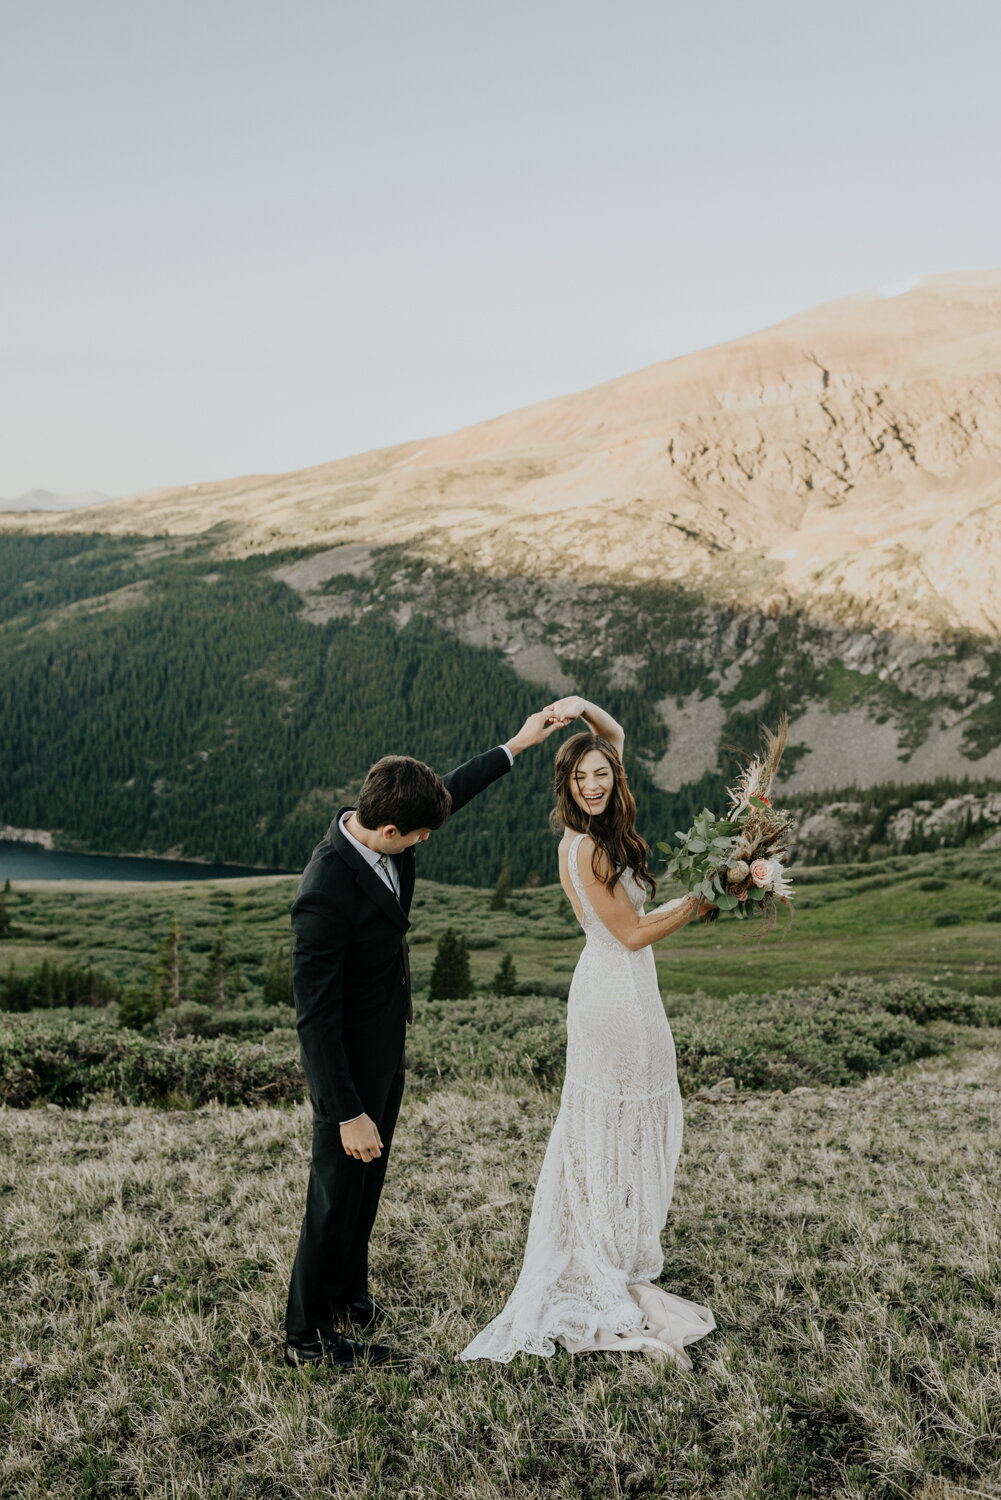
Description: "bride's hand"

(544, 696), (586, 725)
(505, 709), (566, 755)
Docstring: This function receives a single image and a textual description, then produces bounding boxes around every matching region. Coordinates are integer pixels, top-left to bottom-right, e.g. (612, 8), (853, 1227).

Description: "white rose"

(750, 858), (773, 887)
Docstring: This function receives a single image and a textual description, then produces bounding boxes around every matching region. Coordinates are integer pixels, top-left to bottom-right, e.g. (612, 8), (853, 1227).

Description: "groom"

(284, 711), (560, 1370)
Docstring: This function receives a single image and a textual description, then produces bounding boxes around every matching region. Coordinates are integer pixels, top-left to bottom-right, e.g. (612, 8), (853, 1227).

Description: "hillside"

(1, 276), (1000, 873)
(13, 271), (1001, 640)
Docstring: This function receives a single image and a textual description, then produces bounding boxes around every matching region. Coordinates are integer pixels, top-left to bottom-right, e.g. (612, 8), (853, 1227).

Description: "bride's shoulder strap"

(567, 831), (591, 885)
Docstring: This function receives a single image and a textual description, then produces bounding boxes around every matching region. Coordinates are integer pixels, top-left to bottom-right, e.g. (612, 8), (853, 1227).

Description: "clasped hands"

(507, 699), (588, 752)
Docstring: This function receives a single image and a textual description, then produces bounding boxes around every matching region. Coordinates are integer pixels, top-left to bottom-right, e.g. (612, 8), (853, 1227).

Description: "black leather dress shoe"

(283, 1330), (396, 1372)
(340, 1293), (387, 1331)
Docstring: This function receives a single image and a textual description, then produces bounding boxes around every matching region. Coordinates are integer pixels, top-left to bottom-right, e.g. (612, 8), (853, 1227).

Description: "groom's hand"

(340, 1114), (384, 1162)
(505, 709), (566, 757)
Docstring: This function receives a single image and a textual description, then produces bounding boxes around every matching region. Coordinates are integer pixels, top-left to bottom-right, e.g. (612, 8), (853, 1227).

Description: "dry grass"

(2, 1041), (1000, 1499)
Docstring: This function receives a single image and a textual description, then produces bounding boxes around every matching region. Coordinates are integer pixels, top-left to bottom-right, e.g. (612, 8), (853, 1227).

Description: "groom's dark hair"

(356, 756), (453, 833)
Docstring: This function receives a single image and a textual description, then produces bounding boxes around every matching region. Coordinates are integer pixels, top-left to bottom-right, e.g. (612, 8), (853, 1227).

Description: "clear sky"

(2, 0), (999, 497)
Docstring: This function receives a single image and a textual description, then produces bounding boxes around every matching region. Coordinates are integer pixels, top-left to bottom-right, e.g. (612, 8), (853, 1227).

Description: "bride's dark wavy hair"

(549, 732), (656, 898)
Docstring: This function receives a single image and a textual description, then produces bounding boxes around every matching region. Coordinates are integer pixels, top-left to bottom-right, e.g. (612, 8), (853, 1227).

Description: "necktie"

(377, 854), (397, 896)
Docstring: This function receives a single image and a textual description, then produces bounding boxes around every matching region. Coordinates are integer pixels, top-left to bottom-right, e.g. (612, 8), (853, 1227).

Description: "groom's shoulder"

(293, 828), (353, 904)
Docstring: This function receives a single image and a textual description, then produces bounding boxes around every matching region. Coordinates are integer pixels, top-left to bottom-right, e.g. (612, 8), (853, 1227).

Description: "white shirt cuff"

(339, 1113), (364, 1125)
(499, 743), (514, 766)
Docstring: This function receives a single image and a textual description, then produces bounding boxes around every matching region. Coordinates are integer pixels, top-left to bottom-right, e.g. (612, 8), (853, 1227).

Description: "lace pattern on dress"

(460, 834), (715, 1366)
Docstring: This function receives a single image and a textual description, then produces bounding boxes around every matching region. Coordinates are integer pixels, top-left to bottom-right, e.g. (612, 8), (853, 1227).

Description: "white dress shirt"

(339, 811), (401, 897)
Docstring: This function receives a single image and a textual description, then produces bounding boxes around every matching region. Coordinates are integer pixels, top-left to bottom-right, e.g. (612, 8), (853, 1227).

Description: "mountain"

(1, 274), (1000, 877)
(0, 489), (113, 513)
(17, 270), (1001, 640)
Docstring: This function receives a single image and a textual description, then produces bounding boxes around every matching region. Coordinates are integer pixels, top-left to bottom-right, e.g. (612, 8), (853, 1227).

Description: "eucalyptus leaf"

(747, 885), (766, 902)
(688, 839), (707, 853)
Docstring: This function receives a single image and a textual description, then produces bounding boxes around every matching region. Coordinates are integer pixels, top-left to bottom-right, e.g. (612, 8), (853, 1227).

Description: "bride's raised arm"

(544, 697), (625, 756)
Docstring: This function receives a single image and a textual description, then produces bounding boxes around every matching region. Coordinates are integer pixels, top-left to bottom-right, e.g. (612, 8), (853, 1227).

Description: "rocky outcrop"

(788, 804), (870, 863)
(788, 792), (1001, 863)
(0, 825), (54, 849)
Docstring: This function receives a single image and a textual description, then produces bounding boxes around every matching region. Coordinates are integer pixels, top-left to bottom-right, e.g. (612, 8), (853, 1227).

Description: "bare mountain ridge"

(0, 489), (112, 513)
(16, 269), (1001, 641)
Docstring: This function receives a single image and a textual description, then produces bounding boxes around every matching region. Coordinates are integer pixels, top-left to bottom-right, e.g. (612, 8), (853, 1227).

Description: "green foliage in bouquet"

(657, 719), (794, 925)
(657, 798), (773, 916)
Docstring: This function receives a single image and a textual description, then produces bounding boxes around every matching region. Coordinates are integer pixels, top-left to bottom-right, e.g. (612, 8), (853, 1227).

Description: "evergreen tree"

(0, 879), (11, 940)
(151, 915), (183, 1012)
(35, 958), (56, 1007)
(118, 981), (158, 1032)
(492, 952), (517, 994)
(428, 928), (472, 1000)
(262, 941), (294, 1006)
(489, 859), (512, 911)
(198, 925), (228, 1007)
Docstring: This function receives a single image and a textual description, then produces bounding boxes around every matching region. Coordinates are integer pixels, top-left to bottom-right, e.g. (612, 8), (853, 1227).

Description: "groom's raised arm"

(441, 710), (562, 817)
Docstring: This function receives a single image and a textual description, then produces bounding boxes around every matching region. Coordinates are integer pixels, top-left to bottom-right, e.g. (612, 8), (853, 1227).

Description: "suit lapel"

(399, 847), (416, 913)
(329, 813), (410, 933)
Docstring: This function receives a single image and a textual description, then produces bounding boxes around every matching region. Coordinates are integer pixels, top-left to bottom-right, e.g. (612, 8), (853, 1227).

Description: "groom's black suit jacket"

(290, 747), (512, 1124)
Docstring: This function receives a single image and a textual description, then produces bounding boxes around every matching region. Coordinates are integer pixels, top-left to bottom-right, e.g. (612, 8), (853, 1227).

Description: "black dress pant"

(284, 1042), (406, 1346)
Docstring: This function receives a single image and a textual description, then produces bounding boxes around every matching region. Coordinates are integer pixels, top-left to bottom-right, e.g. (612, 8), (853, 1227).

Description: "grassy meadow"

(2, 850), (1001, 1497)
(5, 844), (1001, 1005)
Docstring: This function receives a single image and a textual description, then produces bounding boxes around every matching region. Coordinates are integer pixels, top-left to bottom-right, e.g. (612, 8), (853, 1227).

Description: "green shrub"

(985, 907), (1001, 923)
(261, 942), (293, 1007)
(669, 993), (943, 1093)
(933, 910), (962, 926)
(919, 877), (948, 891)
(157, 1004), (294, 1042)
(515, 979), (570, 1001)
(2, 974), (988, 1110)
(407, 977), (974, 1095)
(0, 1010), (304, 1108)
(118, 983), (159, 1032)
(406, 995), (568, 1088)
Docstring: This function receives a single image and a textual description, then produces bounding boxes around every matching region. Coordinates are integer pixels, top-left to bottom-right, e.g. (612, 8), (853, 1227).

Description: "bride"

(460, 697), (717, 1367)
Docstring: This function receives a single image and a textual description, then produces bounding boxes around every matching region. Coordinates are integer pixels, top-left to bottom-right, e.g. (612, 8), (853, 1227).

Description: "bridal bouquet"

(657, 717), (795, 926)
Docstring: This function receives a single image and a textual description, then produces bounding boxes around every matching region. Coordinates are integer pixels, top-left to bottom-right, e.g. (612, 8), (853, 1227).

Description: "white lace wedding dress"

(460, 832), (716, 1366)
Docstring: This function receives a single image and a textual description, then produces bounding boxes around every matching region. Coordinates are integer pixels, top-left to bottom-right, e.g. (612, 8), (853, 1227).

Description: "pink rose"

(750, 858), (773, 887)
